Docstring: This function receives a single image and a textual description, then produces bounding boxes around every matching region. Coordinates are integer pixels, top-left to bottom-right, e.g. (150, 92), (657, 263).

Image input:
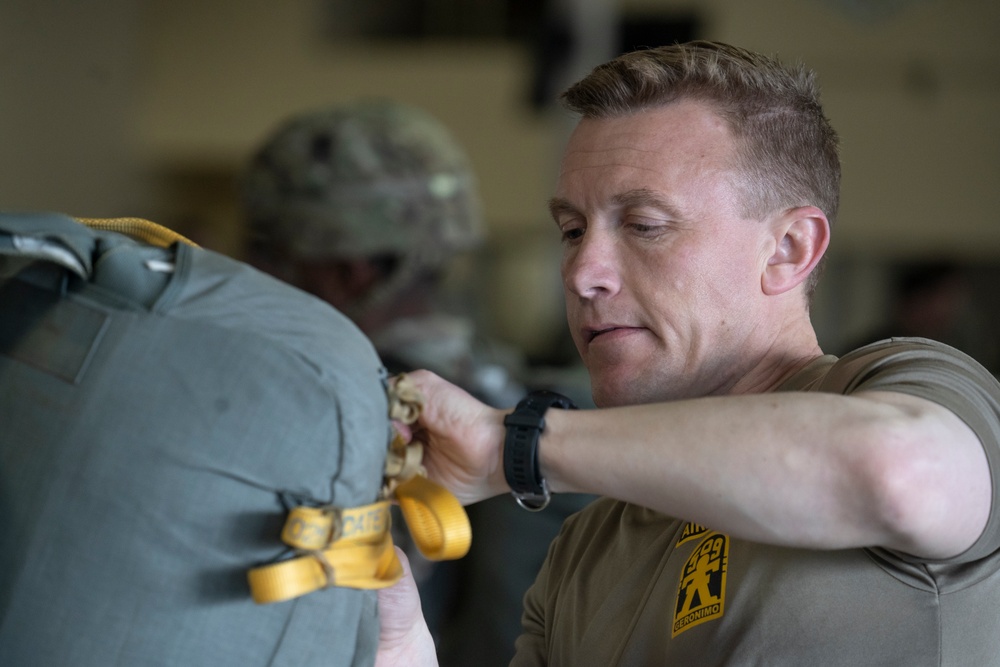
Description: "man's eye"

(626, 216), (666, 235)
(561, 227), (584, 242)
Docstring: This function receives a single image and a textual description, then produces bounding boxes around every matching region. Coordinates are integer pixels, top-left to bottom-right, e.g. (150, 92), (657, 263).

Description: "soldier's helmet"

(242, 100), (485, 284)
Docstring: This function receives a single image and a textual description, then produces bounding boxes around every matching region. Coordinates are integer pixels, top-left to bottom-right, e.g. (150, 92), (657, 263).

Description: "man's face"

(552, 101), (776, 407)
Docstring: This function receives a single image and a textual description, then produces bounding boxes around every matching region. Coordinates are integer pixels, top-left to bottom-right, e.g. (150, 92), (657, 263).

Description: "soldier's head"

(242, 100), (484, 325)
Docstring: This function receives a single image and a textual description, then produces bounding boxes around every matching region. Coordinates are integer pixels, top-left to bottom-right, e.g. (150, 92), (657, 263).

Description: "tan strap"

(75, 217), (199, 248)
(386, 373), (424, 424)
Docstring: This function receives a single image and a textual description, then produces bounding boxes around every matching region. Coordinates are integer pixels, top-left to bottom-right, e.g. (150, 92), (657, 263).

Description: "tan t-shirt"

(513, 338), (1000, 666)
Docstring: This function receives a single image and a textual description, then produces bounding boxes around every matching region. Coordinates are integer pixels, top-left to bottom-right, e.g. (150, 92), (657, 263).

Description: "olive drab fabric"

(0, 212), (391, 666)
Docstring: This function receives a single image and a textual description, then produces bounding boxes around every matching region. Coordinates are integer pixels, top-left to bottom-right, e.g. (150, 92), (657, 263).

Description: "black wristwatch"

(503, 390), (577, 511)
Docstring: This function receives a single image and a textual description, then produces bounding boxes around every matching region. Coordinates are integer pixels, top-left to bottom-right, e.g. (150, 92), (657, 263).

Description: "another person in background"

(374, 41), (1000, 666)
(240, 100), (591, 666)
(241, 100), (512, 397)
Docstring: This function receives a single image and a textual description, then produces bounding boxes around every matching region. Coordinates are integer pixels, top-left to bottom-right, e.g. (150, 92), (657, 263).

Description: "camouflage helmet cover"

(242, 99), (485, 268)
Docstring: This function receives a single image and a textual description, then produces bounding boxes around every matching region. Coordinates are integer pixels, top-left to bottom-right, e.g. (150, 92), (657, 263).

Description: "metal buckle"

(513, 479), (551, 512)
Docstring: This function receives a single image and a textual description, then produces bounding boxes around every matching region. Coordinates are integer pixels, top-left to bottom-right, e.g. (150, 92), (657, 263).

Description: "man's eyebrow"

(547, 197), (579, 224)
(611, 188), (684, 218)
(548, 189), (685, 225)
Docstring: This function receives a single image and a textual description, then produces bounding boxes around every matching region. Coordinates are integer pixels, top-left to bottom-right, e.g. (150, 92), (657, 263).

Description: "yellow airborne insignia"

(672, 533), (729, 637)
(677, 522), (711, 546)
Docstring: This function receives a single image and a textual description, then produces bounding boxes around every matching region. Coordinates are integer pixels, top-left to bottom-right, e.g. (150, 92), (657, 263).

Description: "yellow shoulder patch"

(672, 531), (729, 637)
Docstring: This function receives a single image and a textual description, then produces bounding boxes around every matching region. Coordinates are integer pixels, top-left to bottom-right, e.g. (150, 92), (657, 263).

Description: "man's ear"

(762, 206), (830, 296)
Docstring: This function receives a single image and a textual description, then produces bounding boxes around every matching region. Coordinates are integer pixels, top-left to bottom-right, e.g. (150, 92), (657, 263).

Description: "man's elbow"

(863, 409), (991, 560)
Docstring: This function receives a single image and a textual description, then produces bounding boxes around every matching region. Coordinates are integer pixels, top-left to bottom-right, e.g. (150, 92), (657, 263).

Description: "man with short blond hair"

(376, 41), (1000, 667)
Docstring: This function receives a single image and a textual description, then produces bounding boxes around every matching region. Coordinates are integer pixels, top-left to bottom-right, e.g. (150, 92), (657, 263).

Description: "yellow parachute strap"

(75, 217), (199, 248)
(386, 374), (471, 562)
(395, 475), (471, 561)
(246, 374), (470, 604)
(247, 501), (404, 604)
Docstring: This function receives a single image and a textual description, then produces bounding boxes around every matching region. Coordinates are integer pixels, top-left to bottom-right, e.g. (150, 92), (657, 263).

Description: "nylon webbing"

(395, 475), (471, 561)
(247, 374), (471, 603)
(76, 217), (199, 248)
(247, 501), (404, 603)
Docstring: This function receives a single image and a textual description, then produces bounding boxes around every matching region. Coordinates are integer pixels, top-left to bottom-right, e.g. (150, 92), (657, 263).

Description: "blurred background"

(3, 0), (1000, 373)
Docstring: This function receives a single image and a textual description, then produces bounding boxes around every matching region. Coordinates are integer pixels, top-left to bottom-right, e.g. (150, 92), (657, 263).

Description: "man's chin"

(590, 370), (688, 407)
(591, 379), (656, 408)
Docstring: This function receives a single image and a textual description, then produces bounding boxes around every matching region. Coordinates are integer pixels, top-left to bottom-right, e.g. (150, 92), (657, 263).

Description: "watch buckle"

(513, 479), (551, 512)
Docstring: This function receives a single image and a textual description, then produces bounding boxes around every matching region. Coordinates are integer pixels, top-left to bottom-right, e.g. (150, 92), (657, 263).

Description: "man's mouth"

(587, 326), (631, 342)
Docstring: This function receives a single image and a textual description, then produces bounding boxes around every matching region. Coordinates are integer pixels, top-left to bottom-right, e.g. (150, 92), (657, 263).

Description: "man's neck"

(728, 316), (825, 395)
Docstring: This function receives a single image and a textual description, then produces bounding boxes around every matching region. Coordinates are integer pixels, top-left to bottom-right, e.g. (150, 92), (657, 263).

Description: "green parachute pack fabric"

(0, 212), (392, 666)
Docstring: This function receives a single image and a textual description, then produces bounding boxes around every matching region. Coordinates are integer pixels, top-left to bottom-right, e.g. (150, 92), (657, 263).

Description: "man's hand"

(405, 369), (511, 506)
(375, 548), (438, 667)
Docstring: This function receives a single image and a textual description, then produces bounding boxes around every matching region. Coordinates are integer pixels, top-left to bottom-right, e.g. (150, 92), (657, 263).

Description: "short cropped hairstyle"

(561, 40), (841, 298)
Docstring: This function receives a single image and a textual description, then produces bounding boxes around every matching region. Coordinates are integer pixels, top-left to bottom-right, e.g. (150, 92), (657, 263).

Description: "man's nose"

(562, 231), (621, 299)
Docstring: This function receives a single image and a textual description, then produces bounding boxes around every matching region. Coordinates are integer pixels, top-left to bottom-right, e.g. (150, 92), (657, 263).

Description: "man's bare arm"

(539, 390), (991, 559)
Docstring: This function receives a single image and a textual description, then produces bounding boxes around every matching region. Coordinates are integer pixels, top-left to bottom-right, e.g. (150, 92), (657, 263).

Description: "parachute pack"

(0, 212), (468, 666)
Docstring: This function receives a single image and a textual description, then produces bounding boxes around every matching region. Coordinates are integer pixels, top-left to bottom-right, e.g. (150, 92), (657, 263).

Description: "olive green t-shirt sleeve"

(818, 337), (1000, 563)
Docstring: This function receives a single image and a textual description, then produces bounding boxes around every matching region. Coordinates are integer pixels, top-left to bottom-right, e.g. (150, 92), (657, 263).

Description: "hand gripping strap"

(385, 374), (471, 561)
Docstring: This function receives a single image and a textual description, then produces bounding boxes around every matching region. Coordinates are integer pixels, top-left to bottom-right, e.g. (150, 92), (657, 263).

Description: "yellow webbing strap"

(243, 373), (471, 604)
(395, 475), (471, 561)
(75, 217), (199, 248)
(247, 501), (404, 604)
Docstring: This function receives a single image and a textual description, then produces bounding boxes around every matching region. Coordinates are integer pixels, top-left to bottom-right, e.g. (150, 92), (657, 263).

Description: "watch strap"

(503, 390), (577, 511)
